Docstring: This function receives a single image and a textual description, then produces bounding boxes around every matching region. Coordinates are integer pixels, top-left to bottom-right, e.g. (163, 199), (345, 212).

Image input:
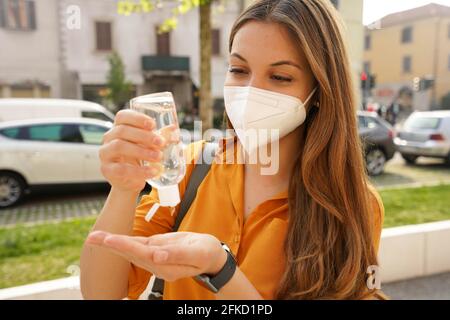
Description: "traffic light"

(413, 77), (435, 91)
(369, 74), (376, 89)
(361, 72), (376, 90)
(361, 71), (368, 89)
(413, 77), (421, 91)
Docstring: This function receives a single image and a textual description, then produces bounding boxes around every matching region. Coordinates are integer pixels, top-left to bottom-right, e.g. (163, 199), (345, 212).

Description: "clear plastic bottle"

(130, 92), (186, 209)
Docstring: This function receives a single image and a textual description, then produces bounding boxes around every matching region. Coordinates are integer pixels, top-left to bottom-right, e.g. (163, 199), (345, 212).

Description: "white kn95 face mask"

(223, 86), (317, 154)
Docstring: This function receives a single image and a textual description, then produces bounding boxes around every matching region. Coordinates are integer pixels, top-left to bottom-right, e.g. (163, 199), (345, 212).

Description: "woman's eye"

(271, 75), (292, 83)
(228, 68), (247, 75)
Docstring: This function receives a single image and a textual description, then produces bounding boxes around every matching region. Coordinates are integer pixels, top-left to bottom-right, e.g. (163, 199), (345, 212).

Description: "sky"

(363, 0), (450, 25)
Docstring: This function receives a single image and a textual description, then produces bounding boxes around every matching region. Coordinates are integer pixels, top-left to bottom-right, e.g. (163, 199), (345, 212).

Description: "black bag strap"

(148, 142), (218, 300)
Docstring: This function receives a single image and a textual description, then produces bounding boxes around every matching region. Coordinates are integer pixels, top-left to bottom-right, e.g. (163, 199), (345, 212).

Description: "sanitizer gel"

(130, 92), (186, 211)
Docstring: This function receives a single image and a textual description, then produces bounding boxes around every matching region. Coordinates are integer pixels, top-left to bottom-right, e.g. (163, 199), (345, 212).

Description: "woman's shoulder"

(366, 183), (385, 250)
(367, 184), (385, 224)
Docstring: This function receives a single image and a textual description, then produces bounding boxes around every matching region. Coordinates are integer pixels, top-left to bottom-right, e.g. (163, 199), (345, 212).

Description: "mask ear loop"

(303, 87), (318, 107)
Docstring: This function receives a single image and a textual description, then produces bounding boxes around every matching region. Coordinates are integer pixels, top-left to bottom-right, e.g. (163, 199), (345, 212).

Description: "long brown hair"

(227, 0), (380, 299)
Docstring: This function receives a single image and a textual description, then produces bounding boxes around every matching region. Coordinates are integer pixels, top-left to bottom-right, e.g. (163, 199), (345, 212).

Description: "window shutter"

(0, 0), (5, 28)
(96, 21), (112, 51)
(156, 28), (170, 56)
(27, 0), (35, 30)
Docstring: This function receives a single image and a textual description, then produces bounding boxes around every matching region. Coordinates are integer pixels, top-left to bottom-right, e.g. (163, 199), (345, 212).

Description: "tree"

(105, 51), (133, 113)
(117, 0), (227, 130)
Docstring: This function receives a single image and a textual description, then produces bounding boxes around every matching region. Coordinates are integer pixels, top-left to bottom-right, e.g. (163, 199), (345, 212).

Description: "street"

(371, 152), (450, 189)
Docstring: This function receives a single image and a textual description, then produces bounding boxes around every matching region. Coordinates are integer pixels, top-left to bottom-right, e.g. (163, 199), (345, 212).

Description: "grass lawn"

(0, 217), (95, 289)
(380, 184), (450, 228)
(0, 184), (449, 289)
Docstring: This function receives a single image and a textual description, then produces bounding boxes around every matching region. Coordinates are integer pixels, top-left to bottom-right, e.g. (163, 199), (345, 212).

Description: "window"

(364, 34), (371, 50)
(358, 116), (378, 130)
(0, 0), (36, 30)
(0, 127), (21, 139)
(403, 56), (412, 73)
(401, 26), (412, 44)
(28, 124), (63, 142)
(95, 21), (112, 51)
(363, 61), (371, 73)
(15, 124), (83, 143)
(79, 125), (108, 145)
(82, 111), (113, 122)
(212, 29), (221, 55)
(156, 27), (170, 56)
(405, 117), (441, 130)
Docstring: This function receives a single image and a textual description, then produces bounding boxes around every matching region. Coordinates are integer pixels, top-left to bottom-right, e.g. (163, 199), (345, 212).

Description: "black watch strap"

(194, 243), (237, 293)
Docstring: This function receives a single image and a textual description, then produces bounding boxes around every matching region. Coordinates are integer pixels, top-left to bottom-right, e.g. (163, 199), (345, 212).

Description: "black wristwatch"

(194, 242), (237, 293)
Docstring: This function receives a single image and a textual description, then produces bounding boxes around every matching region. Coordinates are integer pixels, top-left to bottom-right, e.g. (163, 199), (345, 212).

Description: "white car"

(394, 111), (450, 164)
(0, 98), (115, 123)
(0, 118), (113, 208)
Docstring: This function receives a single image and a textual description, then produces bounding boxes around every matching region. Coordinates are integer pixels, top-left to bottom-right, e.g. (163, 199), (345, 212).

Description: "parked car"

(394, 111), (450, 164)
(358, 111), (396, 176)
(0, 98), (115, 123)
(0, 118), (113, 208)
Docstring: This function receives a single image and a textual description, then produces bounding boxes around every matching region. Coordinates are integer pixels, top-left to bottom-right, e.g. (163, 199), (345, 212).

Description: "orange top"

(127, 138), (385, 300)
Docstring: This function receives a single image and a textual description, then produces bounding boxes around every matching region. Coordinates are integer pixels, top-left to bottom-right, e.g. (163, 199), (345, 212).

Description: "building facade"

(1, 0), (364, 114)
(0, 0), (63, 98)
(364, 3), (450, 111)
(62, 0), (241, 115)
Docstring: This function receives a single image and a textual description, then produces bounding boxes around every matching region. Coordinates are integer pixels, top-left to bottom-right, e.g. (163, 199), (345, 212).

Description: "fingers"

(102, 234), (154, 259)
(103, 125), (166, 150)
(85, 230), (109, 245)
(86, 231), (150, 246)
(146, 232), (191, 246)
(101, 162), (161, 182)
(85, 231), (204, 282)
(159, 124), (180, 144)
(99, 139), (163, 163)
(114, 109), (155, 130)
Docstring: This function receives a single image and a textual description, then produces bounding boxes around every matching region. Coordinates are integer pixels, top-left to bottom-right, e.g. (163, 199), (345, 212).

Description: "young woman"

(80, 0), (385, 300)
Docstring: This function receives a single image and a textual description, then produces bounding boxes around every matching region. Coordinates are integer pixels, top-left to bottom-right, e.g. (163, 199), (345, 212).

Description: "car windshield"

(404, 117), (441, 130)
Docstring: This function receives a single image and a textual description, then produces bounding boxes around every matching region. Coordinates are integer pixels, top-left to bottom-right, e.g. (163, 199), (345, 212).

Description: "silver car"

(394, 111), (450, 164)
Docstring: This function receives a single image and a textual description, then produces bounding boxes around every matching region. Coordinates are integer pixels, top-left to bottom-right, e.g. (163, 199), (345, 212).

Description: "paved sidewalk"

(0, 196), (105, 227)
(383, 272), (450, 300)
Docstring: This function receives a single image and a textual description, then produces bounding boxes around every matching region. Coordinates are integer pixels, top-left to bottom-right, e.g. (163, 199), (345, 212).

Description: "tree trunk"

(199, 1), (213, 130)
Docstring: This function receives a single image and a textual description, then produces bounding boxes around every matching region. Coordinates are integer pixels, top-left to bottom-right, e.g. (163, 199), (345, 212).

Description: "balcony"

(142, 55), (190, 77)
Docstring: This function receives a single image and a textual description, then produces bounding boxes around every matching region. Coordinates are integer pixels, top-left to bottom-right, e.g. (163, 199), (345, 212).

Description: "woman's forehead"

(230, 20), (306, 66)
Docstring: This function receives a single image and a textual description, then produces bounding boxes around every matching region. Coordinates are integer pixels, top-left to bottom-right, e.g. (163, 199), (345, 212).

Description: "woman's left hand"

(85, 231), (228, 282)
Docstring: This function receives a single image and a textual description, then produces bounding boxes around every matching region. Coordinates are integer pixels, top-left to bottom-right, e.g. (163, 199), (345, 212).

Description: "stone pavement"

(383, 272), (450, 300)
(0, 195), (105, 227)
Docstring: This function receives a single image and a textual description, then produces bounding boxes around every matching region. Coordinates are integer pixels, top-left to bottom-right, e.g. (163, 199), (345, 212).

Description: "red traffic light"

(361, 72), (368, 81)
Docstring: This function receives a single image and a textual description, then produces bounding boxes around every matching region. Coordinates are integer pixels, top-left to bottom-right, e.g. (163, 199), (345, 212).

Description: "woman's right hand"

(99, 110), (166, 194)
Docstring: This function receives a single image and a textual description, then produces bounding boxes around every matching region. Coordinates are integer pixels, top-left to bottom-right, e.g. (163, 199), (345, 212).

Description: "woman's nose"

(248, 77), (268, 91)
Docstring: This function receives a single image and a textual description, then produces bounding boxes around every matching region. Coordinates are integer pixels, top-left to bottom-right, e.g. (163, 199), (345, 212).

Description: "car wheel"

(401, 154), (418, 165)
(366, 148), (386, 176)
(0, 172), (26, 208)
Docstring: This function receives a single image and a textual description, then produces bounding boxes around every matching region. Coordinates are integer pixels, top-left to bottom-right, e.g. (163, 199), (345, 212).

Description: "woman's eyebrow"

(270, 60), (303, 71)
(230, 53), (302, 71)
(230, 53), (248, 62)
